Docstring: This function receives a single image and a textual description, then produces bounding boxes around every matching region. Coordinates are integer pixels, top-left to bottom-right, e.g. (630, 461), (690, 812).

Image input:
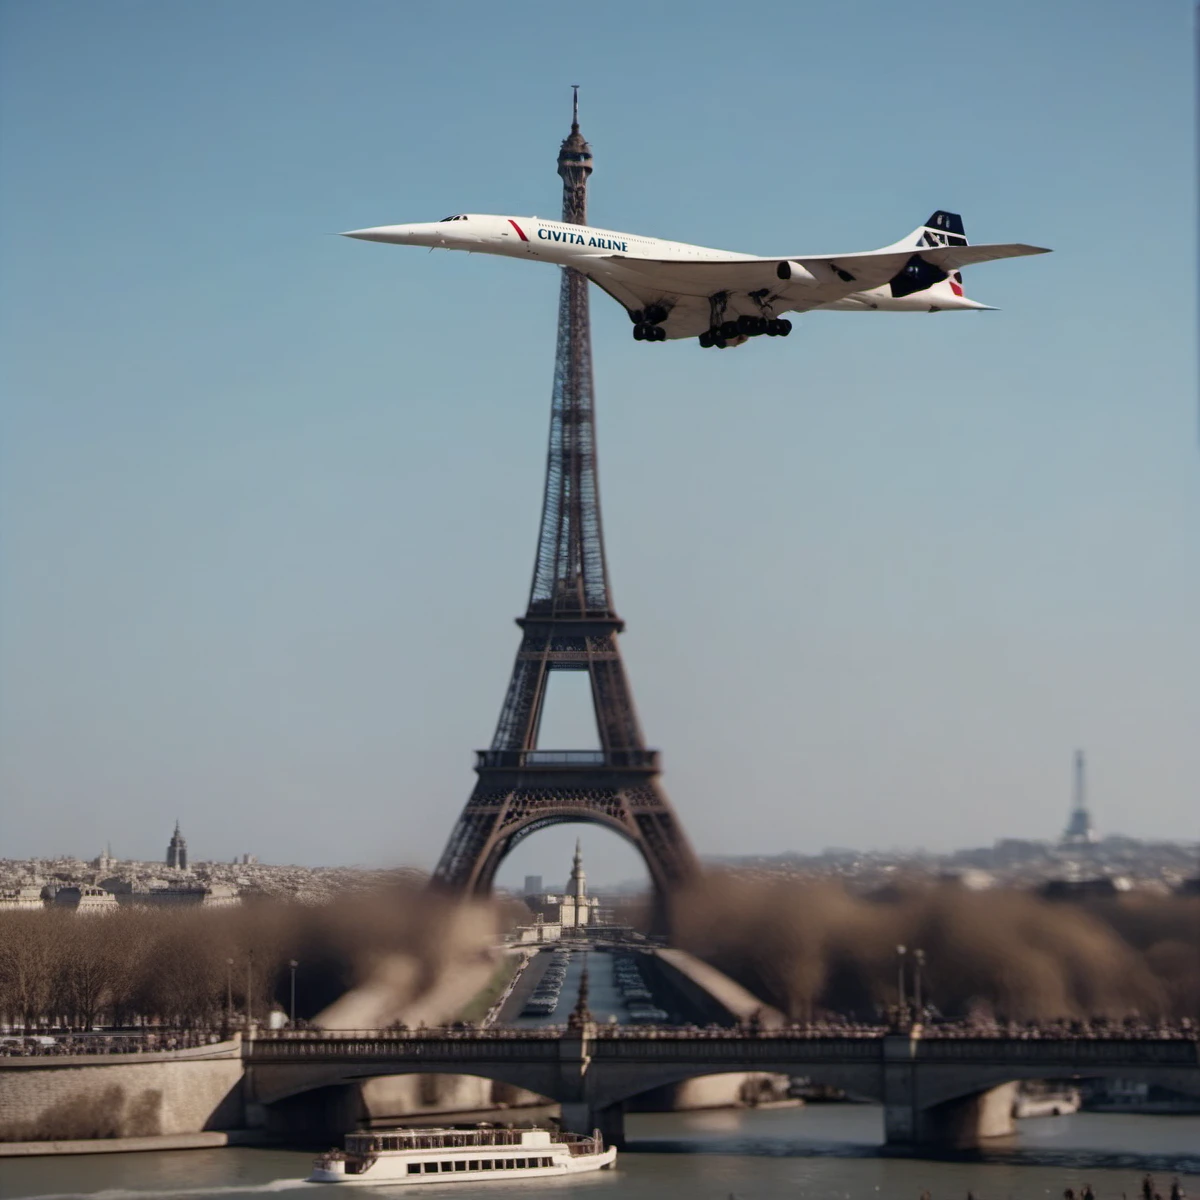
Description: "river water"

(2, 1108), (1197, 1200)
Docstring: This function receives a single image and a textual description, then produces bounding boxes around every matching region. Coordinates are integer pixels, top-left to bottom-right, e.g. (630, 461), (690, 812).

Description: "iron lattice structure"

(432, 99), (699, 901)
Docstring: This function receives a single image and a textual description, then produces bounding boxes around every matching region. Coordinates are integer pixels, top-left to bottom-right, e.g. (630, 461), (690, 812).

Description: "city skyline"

(4, 794), (1196, 888)
(1, 1), (1196, 883)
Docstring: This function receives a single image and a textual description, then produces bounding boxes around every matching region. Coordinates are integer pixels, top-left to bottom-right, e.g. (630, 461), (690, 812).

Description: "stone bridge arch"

(884, 1053), (1200, 1150)
(585, 1058), (884, 1113)
(247, 1059), (566, 1110)
(911, 1060), (1200, 1114)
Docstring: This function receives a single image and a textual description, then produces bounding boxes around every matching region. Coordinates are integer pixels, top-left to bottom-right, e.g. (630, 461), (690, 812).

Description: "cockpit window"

(439, 215), (468, 222)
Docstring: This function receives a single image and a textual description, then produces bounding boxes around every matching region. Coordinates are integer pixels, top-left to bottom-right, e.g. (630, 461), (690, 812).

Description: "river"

(2, 1108), (1197, 1200)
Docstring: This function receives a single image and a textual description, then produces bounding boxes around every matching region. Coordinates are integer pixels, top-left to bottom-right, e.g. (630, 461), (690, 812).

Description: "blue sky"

(1, 0), (1196, 884)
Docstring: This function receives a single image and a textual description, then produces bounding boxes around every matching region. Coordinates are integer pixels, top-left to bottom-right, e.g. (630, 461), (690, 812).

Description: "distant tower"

(166, 821), (189, 870)
(559, 838), (598, 928)
(569, 838), (587, 901)
(1061, 750), (1096, 846)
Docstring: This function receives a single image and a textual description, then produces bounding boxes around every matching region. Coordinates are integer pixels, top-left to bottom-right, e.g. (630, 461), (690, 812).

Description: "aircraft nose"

(341, 225), (412, 243)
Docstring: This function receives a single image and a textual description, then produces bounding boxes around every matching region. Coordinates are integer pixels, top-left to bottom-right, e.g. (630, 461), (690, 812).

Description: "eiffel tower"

(432, 92), (699, 902)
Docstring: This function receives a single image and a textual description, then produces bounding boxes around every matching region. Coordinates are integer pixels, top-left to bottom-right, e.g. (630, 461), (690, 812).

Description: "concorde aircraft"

(342, 210), (1049, 349)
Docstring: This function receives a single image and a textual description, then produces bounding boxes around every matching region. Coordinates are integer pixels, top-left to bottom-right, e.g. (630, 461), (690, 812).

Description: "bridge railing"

(587, 1034), (884, 1061)
(247, 1032), (565, 1061)
(910, 1037), (1200, 1066)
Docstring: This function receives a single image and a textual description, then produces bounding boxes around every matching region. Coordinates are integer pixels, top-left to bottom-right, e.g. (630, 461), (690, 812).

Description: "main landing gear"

(630, 305), (669, 342)
(698, 315), (792, 349)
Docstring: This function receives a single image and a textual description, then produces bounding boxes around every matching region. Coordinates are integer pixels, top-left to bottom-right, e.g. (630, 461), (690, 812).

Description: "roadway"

(497, 945), (642, 1028)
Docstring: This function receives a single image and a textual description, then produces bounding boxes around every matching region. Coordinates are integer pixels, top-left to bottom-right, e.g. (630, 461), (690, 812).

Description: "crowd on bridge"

(3, 1015), (1196, 1056)
(0, 1029), (227, 1056)
(913, 1015), (1197, 1041)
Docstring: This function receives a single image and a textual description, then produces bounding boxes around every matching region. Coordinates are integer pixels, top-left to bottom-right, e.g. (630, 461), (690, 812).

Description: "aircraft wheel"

(653, 325), (667, 342)
(778, 319), (793, 336)
(736, 315), (756, 335)
(754, 316), (769, 335)
(644, 304), (668, 325)
(699, 330), (714, 348)
(765, 320), (779, 336)
(719, 320), (739, 340)
(713, 338), (727, 350)
(630, 309), (645, 324)
(633, 323), (647, 341)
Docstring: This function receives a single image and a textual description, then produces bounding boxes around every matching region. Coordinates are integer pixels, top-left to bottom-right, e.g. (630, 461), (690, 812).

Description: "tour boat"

(307, 1125), (616, 1185)
(1012, 1082), (1082, 1119)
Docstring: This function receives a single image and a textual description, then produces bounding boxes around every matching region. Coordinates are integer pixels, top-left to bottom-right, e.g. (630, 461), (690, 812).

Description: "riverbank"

(0, 1129), (270, 1157)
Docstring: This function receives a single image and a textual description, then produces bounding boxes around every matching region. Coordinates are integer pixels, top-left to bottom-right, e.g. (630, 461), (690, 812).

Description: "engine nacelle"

(777, 260), (818, 286)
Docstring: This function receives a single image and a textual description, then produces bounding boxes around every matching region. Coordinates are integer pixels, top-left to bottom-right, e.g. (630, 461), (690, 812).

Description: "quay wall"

(0, 1044), (244, 1143)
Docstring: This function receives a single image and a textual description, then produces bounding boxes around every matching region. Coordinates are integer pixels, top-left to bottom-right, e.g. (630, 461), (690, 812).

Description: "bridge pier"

(881, 1033), (1018, 1150)
(884, 1082), (1017, 1150)
(560, 1100), (625, 1148)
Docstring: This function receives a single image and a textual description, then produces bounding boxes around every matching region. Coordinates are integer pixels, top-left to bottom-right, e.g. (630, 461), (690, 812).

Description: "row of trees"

(0, 906), (284, 1029)
(0, 881), (505, 1030)
(668, 874), (1200, 1022)
(4, 873), (1194, 1030)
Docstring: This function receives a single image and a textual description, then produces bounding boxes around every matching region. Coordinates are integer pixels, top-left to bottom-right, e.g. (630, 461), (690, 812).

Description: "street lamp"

(246, 950), (254, 1030)
(896, 944), (908, 1020)
(289, 959), (299, 1026)
(913, 949), (926, 1019)
(225, 958), (234, 1032)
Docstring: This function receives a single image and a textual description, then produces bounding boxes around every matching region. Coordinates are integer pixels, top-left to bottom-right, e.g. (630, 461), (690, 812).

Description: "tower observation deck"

(431, 93), (699, 904)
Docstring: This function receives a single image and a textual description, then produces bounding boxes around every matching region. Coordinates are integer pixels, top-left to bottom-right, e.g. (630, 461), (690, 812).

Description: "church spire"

(570, 838), (586, 899)
(166, 820), (189, 871)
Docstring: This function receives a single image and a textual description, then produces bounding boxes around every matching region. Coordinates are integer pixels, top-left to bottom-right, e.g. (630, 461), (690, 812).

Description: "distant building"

(524, 874), (543, 896)
(91, 845), (117, 873)
(937, 869), (995, 891)
(52, 885), (119, 915)
(166, 821), (189, 870)
(1039, 877), (1127, 901)
(514, 842), (602, 943)
(101, 879), (240, 908)
(1061, 750), (1097, 846)
(0, 886), (45, 912)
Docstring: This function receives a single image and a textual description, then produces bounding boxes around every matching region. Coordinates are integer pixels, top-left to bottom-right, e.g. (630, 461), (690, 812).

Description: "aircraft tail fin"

(884, 211), (999, 308)
(884, 210), (970, 252)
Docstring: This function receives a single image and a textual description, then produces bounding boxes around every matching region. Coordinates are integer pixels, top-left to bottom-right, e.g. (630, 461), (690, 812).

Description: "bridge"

(244, 1025), (1200, 1150)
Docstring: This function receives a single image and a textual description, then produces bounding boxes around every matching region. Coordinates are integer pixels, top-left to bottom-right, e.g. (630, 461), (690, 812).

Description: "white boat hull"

(308, 1145), (616, 1185)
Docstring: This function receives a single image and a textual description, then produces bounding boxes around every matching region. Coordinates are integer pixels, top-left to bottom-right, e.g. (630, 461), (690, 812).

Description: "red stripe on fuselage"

(508, 220), (529, 242)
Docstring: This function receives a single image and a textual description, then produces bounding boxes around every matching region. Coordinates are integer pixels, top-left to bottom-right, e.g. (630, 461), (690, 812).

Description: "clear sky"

(1, 0), (1196, 885)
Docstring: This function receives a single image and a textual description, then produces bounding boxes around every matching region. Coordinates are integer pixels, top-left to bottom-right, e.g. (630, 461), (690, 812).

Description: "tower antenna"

(571, 85), (579, 129)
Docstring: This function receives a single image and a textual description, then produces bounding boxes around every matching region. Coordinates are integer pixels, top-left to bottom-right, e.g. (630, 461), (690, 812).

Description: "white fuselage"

(342, 214), (979, 314)
(349, 213), (744, 263)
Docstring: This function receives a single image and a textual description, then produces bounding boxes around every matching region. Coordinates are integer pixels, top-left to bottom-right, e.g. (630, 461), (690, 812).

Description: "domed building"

(516, 841), (602, 943)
